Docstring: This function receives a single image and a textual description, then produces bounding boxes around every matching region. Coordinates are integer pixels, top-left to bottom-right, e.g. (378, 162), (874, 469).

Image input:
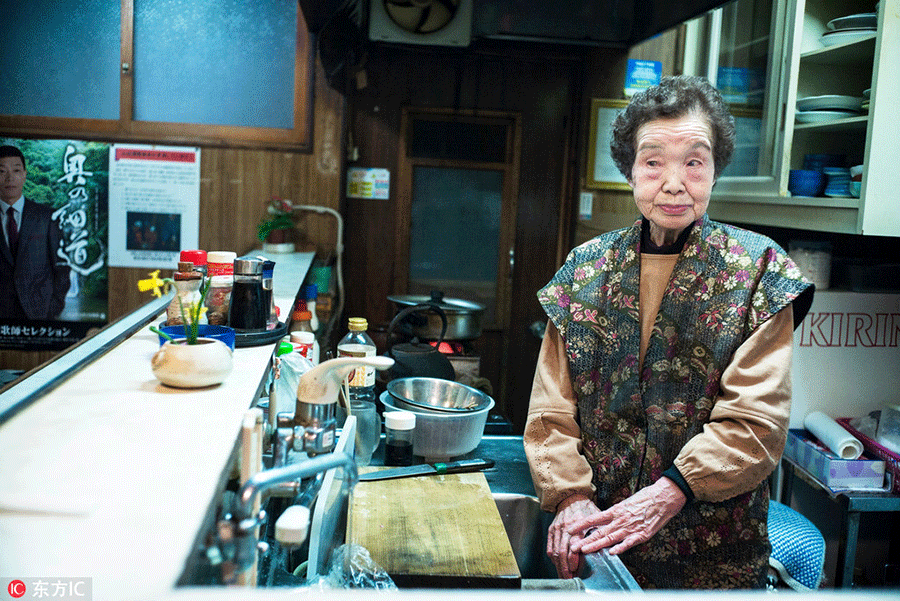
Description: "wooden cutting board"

(347, 470), (520, 588)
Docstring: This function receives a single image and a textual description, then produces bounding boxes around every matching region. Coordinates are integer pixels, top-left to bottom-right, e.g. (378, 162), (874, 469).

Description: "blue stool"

(768, 500), (825, 590)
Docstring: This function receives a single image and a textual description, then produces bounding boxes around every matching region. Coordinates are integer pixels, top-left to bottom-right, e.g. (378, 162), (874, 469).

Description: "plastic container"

(290, 330), (319, 365)
(384, 411), (416, 466)
(205, 251), (236, 326)
(838, 417), (900, 494)
(337, 318), (377, 403)
(156, 324), (236, 350)
(379, 391), (493, 462)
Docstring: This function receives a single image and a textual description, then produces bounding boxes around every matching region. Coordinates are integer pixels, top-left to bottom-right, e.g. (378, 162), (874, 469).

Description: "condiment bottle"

(290, 331), (318, 365)
(302, 284), (319, 332)
(205, 251), (236, 326)
(261, 259), (277, 329)
(384, 411), (415, 466)
(337, 318), (377, 403)
(229, 258), (267, 331)
(166, 261), (206, 327)
(179, 249), (207, 280)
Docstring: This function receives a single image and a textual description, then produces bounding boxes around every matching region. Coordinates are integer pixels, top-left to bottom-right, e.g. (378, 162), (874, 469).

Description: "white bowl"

(379, 391), (493, 462)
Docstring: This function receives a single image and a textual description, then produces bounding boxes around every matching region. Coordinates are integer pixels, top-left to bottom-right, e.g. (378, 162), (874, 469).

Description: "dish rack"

(838, 417), (900, 494)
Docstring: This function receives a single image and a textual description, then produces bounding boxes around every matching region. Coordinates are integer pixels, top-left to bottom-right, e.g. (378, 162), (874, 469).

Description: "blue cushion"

(768, 500), (825, 590)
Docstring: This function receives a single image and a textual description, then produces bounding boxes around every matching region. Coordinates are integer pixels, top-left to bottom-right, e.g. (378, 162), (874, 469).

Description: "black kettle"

(385, 303), (456, 382)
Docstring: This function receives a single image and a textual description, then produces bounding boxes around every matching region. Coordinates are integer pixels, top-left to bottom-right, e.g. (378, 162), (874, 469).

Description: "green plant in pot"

(257, 195), (296, 246)
(143, 278), (234, 388)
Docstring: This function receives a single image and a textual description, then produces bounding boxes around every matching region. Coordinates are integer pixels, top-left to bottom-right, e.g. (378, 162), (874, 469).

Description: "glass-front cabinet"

(685, 0), (898, 236)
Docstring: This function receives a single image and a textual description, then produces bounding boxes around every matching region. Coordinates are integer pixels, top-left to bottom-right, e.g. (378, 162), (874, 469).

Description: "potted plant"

(257, 195), (297, 251)
(141, 276), (234, 388)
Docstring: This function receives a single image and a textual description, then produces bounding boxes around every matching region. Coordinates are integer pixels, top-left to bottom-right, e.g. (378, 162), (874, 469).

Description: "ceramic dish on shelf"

(826, 13), (877, 31)
(820, 28), (876, 47)
(796, 95), (864, 112)
(795, 110), (860, 124)
(863, 88), (871, 98)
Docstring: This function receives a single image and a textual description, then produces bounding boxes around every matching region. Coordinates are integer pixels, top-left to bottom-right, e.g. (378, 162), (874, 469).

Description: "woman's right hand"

(547, 494), (603, 579)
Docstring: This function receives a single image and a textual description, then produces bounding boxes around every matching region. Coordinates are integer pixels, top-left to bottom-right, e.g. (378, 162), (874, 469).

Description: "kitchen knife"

(358, 458), (495, 481)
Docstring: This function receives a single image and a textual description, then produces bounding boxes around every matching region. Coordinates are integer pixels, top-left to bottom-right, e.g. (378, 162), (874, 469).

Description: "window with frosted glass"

(0, 0), (121, 119)
(410, 167), (502, 286)
(133, 0), (297, 128)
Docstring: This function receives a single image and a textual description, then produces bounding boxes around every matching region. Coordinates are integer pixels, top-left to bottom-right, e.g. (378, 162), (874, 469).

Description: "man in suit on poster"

(1, 145), (70, 320)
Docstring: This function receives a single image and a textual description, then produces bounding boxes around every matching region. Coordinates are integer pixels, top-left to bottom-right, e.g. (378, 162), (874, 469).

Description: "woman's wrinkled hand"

(546, 494), (603, 579)
(567, 477), (687, 556)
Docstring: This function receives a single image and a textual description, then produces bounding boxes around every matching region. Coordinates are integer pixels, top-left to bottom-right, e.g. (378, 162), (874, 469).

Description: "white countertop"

(0, 316), (278, 600)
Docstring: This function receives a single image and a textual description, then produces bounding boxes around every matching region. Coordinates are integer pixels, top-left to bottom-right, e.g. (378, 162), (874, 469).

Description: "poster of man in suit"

(0, 138), (108, 351)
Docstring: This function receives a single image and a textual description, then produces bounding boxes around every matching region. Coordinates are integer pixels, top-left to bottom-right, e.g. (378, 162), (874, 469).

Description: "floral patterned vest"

(538, 215), (812, 589)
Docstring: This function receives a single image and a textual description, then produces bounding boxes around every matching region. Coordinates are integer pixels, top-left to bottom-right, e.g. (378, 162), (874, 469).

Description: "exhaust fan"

(369, 0), (472, 46)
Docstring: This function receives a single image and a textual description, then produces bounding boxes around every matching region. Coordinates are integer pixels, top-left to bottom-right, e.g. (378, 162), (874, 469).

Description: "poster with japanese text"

(108, 144), (200, 269)
(0, 137), (108, 351)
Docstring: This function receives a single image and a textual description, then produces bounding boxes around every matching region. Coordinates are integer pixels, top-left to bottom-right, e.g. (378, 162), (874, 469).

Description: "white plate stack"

(795, 95), (865, 123)
(820, 12), (877, 46)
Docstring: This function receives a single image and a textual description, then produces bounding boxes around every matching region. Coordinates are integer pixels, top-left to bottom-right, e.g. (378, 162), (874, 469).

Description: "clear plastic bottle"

(337, 317), (377, 403)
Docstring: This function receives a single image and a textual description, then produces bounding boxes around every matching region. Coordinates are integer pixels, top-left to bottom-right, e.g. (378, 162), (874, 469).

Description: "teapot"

(385, 303), (456, 382)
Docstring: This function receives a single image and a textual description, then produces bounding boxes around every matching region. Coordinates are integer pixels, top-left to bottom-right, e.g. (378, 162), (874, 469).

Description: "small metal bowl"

(387, 377), (492, 414)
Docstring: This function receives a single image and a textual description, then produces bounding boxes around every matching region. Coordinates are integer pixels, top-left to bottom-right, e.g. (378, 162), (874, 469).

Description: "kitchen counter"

(0, 253), (314, 601)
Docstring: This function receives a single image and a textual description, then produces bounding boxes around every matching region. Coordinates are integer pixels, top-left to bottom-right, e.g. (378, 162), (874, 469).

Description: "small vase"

(151, 337), (233, 388)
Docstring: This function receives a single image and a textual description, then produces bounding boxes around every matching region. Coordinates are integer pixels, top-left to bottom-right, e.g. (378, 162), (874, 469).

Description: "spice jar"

(166, 261), (206, 327)
(205, 251), (236, 325)
(384, 411), (416, 466)
(229, 257), (267, 331)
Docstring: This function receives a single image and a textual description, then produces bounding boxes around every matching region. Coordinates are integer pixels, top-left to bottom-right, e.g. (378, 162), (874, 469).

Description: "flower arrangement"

(257, 195), (296, 243)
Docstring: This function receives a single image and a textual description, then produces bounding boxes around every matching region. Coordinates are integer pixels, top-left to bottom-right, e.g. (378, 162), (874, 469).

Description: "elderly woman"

(524, 75), (814, 589)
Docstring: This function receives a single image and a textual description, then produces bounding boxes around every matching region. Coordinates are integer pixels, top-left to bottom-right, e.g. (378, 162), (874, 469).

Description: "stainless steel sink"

(492, 492), (641, 591)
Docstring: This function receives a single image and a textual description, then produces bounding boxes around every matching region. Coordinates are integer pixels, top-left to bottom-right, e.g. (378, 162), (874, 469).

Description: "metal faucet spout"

(235, 451), (358, 522)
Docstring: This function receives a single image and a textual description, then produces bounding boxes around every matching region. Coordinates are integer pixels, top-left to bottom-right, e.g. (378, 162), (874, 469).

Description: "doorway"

(395, 108), (521, 331)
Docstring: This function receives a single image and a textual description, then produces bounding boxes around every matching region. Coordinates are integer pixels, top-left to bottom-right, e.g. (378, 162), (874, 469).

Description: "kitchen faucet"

(217, 451), (359, 583)
(272, 355), (394, 466)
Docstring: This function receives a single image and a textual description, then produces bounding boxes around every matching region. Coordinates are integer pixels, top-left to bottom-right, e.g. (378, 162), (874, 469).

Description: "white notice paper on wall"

(791, 291), (900, 428)
(108, 144), (200, 268)
(346, 167), (390, 199)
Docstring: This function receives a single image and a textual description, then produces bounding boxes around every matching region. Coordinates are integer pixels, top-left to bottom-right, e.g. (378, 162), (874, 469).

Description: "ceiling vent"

(369, 0), (472, 47)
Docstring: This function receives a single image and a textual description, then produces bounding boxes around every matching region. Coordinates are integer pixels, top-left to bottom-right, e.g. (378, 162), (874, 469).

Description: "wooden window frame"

(0, 0), (314, 152)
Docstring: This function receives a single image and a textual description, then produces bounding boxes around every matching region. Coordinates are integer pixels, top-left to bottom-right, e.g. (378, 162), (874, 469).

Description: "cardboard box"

(785, 429), (886, 490)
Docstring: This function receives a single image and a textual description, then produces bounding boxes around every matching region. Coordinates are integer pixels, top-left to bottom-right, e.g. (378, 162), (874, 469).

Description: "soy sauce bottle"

(384, 411), (415, 466)
(228, 258), (267, 331)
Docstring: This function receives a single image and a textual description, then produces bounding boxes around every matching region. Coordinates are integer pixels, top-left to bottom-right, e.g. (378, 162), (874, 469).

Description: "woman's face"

(629, 111), (715, 246)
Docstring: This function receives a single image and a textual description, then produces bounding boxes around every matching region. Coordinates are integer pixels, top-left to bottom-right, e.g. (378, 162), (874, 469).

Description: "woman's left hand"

(567, 477), (687, 555)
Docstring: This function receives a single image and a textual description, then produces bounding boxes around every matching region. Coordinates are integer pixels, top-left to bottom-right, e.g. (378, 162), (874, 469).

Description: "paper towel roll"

(804, 411), (863, 459)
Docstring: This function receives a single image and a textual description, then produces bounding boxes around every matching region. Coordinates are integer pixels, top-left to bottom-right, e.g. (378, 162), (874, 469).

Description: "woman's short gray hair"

(610, 75), (735, 181)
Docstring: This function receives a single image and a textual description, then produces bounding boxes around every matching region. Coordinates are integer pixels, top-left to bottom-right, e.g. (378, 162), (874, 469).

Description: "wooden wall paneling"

(4, 59), (344, 372)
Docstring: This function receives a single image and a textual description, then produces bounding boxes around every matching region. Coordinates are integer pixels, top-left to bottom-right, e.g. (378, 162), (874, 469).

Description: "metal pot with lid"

(387, 290), (485, 341)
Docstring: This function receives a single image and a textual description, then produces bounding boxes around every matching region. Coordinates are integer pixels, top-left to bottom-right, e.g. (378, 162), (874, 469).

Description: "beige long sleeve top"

(525, 252), (795, 512)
